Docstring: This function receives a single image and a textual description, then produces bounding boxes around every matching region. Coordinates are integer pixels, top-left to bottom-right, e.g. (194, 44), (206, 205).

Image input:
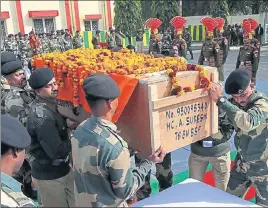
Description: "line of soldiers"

(2, 29), (83, 61)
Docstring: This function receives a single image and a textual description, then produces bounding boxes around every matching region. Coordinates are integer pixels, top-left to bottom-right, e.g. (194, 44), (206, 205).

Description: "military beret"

(29, 67), (54, 89)
(1, 114), (31, 149)
(83, 73), (120, 100)
(1, 60), (23, 76)
(225, 68), (251, 95)
(8, 34), (14, 37)
(1, 52), (17, 66)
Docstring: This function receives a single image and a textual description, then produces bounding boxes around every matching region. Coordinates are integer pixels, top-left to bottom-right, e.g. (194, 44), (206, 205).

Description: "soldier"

(1, 115), (35, 207)
(71, 73), (166, 207)
(149, 29), (162, 55)
(73, 30), (83, 49)
(214, 19), (228, 84)
(223, 25), (232, 50)
(115, 28), (125, 48)
(236, 19), (258, 85)
(209, 68), (268, 207)
(2, 60), (37, 199)
(49, 33), (61, 52)
(18, 34), (29, 61)
(56, 30), (65, 51)
(64, 33), (73, 51)
(249, 27), (261, 78)
(161, 29), (172, 56)
(40, 33), (50, 54)
(189, 106), (234, 191)
(198, 18), (220, 68)
(27, 67), (75, 207)
(4, 34), (15, 54)
(92, 30), (101, 49)
(183, 27), (194, 59)
(172, 34), (187, 59)
(108, 29), (116, 50)
(136, 29), (144, 53)
(1, 52), (16, 114)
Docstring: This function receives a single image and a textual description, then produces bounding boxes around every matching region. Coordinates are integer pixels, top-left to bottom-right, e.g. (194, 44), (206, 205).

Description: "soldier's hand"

(209, 82), (223, 102)
(66, 118), (79, 129)
(147, 146), (166, 163)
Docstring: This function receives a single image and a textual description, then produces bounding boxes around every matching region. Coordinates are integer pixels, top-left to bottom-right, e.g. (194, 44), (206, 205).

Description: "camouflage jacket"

(64, 39), (73, 51)
(71, 116), (153, 207)
(4, 86), (34, 126)
(108, 34), (116, 48)
(214, 37), (228, 65)
(198, 40), (220, 67)
(40, 38), (50, 53)
(1, 77), (10, 114)
(49, 38), (61, 52)
(73, 35), (83, 49)
(1, 172), (35, 207)
(236, 45), (258, 72)
(218, 91), (268, 175)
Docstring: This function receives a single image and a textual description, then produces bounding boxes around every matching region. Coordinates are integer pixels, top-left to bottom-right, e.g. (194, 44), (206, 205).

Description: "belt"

(198, 140), (221, 148)
(35, 155), (70, 166)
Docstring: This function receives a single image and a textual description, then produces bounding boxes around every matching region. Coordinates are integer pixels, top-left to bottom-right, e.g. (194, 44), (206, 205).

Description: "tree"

(141, 0), (153, 22)
(210, 0), (230, 24)
(151, 0), (179, 31)
(113, 0), (143, 37)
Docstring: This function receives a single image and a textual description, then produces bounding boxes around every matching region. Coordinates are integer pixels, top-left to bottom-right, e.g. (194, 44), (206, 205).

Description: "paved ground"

(150, 45), (268, 177)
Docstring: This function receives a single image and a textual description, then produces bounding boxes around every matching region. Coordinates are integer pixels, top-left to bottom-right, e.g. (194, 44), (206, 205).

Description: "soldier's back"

(72, 116), (130, 207)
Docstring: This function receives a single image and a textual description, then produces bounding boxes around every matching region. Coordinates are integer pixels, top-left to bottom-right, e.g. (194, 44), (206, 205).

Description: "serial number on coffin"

(158, 97), (212, 142)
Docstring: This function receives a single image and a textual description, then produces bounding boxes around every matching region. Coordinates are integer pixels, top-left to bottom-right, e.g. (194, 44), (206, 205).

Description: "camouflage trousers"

(134, 152), (173, 201)
(217, 64), (225, 82)
(227, 154), (268, 206)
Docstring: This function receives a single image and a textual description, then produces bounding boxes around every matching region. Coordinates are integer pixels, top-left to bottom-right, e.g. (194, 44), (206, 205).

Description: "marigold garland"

(32, 49), (212, 106)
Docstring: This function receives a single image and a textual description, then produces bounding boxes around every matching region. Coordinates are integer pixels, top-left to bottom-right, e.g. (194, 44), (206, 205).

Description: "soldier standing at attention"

(209, 68), (268, 207)
(236, 19), (258, 85)
(49, 33), (61, 52)
(92, 30), (101, 49)
(40, 33), (50, 54)
(64, 33), (73, 51)
(71, 73), (166, 207)
(223, 25), (232, 50)
(198, 17), (220, 69)
(27, 67), (75, 207)
(108, 29), (116, 50)
(183, 27), (194, 59)
(73, 30), (83, 49)
(136, 29), (144, 53)
(115, 28), (125, 48)
(1, 115), (35, 207)
(214, 18), (228, 84)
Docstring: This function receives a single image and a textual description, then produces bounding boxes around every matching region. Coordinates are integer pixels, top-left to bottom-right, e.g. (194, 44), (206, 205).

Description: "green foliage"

(113, 0), (143, 37)
(182, 0), (210, 16)
(210, 0), (229, 24)
(151, 0), (179, 30)
(141, 0), (153, 22)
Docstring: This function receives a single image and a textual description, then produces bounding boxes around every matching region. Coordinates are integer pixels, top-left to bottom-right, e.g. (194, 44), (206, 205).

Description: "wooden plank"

(148, 85), (161, 153)
(153, 89), (209, 110)
(211, 68), (219, 134)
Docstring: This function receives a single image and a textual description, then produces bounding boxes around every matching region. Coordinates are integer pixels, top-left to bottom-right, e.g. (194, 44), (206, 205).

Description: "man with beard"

(209, 68), (268, 207)
(2, 59), (37, 199)
(27, 68), (75, 207)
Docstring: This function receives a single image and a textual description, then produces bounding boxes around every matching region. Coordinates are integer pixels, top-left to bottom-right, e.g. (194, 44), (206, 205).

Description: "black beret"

(29, 67), (54, 89)
(83, 73), (120, 100)
(1, 114), (31, 149)
(225, 68), (251, 95)
(1, 52), (17, 66)
(1, 60), (23, 76)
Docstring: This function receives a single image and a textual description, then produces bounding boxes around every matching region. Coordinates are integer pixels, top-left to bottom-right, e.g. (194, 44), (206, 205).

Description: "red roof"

(28, 10), (59, 18)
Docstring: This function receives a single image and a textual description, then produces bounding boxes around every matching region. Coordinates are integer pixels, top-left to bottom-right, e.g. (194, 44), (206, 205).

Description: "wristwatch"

(217, 96), (227, 105)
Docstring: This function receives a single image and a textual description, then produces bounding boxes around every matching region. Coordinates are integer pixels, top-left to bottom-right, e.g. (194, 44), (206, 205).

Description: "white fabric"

(132, 178), (260, 207)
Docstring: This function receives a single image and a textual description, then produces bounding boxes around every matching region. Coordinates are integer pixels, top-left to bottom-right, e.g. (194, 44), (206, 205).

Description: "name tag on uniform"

(202, 141), (213, 148)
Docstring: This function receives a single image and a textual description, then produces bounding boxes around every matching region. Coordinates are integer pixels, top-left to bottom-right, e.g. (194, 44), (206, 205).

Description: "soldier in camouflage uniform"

(214, 26), (228, 83)
(71, 73), (166, 207)
(73, 30), (83, 49)
(172, 34), (187, 59)
(198, 32), (220, 68)
(64, 33), (73, 51)
(209, 68), (268, 207)
(4, 34), (18, 56)
(149, 30), (162, 55)
(236, 30), (258, 85)
(92, 30), (101, 49)
(2, 60), (37, 200)
(136, 29), (144, 53)
(40, 33), (50, 54)
(1, 115), (35, 207)
(18, 34), (29, 61)
(161, 30), (172, 56)
(115, 29), (125, 48)
(108, 29), (116, 50)
(183, 28), (194, 59)
(56, 30), (65, 51)
(49, 33), (61, 52)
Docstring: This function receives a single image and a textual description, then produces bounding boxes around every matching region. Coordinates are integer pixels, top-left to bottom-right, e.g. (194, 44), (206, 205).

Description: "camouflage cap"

(29, 67), (54, 89)
(1, 52), (17, 66)
(1, 114), (31, 149)
(225, 68), (251, 95)
(83, 73), (120, 100)
(1, 60), (23, 76)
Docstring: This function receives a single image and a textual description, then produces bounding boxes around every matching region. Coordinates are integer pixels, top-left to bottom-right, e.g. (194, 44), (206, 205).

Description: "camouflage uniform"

(218, 91), (268, 206)
(250, 37), (261, 80)
(115, 32), (124, 47)
(56, 33), (65, 51)
(92, 33), (101, 49)
(40, 35), (50, 54)
(1, 172), (35, 207)
(236, 45), (258, 84)
(73, 33), (83, 49)
(136, 30), (144, 53)
(149, 33), (162, 54)
(135, 152), (173, 200)
(183, 31), (194, 59)
(1, 77), (10, 114)
(18, 38), (29, 61)
(108, 32), (116, 49)
(161, 31), (172, 56)
(64, 36), (73, 51)
(214, 35), (228, 82)
(198, 39), (220, 68)
(71, 116), (153, 207)
(49, 36), (61, 52)
(172, 36), (187, 59)
(4, 37), (18, 55)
